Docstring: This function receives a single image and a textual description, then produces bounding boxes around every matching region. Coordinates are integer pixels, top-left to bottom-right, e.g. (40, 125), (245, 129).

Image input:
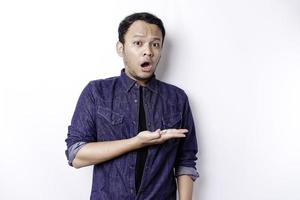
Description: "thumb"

(151, 129), (161, 139)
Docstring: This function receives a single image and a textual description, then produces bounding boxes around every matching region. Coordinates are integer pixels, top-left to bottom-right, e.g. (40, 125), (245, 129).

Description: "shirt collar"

(120, 68), (159, 93)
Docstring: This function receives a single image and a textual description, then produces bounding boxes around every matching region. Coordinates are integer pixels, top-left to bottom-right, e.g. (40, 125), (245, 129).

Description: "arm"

(174, 93), (199, 197)
(65, 82), (188, 168)
(177, 175), (193, 200)
(73, 129), (188, 168)
(72, 137), (139, 168)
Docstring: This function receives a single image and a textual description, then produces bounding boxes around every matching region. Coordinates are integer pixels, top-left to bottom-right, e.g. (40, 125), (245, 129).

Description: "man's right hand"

(72, 129), (188, 168)
(135, 129), (188, 147)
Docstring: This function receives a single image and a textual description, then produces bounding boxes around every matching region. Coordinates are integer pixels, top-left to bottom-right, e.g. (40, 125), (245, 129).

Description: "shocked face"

(117, 20), (163, 85)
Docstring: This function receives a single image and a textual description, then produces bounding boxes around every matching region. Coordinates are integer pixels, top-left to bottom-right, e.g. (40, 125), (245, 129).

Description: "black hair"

(118, 12), (165, 44)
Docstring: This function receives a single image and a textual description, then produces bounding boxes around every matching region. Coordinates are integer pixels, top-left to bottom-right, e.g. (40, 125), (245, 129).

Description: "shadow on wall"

(155, 37), (172, 80)
(188, 96), (204, 199)
(155, 37), (203, 199)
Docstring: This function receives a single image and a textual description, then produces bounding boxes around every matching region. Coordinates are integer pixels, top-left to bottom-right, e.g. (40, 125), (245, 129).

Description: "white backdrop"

(1, 0), (300, 199)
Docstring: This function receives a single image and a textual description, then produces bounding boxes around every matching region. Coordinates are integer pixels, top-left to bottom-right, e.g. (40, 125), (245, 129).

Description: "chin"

(136, 73), (154, 81)
(140, 71), (155, 78)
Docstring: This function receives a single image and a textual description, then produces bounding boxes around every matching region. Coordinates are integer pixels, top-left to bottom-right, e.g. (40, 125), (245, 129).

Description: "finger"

(170, 128), (188, 133)
(162, 132), (187, 139)
(151, 132), (186, 144)
(161, 129), (188, 134)
(167, 132), (186, 138)
(155, 129), (161, 134)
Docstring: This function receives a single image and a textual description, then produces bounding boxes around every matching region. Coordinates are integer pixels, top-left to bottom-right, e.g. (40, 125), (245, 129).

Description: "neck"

(124, 70), (151, 86)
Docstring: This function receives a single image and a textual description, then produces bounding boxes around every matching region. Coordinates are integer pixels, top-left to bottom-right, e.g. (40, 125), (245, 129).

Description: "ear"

(116, 41), (124, 57)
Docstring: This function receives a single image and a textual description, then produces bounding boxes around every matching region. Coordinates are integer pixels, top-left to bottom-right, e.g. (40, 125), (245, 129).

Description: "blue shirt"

(65, 69), (199, 200)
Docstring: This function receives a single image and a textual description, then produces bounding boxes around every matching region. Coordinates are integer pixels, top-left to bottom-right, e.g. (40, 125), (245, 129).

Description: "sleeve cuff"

(175, 166), (200, 181)
(66, 142), (87, 166)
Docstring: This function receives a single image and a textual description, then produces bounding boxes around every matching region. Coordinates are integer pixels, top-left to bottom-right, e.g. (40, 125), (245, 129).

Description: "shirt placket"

(128, 83), (140, 199)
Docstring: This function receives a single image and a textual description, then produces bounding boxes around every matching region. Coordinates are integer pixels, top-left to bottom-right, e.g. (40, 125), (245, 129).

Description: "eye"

(153, 42), (161, 48)
(133, 41), (142, 46)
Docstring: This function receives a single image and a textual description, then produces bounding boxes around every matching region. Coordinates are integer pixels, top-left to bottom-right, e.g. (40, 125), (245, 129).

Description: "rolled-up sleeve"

(65, 141), (87, 166)
(175, 166), (199, 181)
(65, 82), (97, 166)
(174, 93), (199, 181)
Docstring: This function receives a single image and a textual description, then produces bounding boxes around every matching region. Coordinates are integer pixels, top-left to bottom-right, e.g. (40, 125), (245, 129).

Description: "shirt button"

(130, 188), (134, 194)
(132, 121), (136, 125)
(134, 99), (138, 103)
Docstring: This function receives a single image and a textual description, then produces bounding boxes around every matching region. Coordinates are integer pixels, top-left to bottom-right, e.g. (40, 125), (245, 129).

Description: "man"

(65, 12), (199, 200)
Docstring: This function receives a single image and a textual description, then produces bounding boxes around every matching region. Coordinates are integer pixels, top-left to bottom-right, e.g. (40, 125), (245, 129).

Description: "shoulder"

(157, 80), (189, 103)
(83, 75), (121, 99)
(157, 80), (187, 97)
(88, 76), (119, 88)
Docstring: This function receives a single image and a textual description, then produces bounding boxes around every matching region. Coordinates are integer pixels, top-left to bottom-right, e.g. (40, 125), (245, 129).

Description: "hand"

(135, 129), (188, 147)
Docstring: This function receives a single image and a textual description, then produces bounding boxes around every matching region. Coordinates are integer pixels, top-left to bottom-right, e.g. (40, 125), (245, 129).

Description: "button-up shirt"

(65, 69), (199, 200)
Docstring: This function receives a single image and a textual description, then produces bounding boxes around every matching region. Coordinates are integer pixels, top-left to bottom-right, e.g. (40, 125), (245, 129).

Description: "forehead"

(125, 20), (162, 40)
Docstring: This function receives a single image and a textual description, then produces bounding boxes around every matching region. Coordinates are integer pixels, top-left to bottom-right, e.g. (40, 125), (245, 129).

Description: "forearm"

(177, 175), (193, 200)
(72, 137), (141, 168)
(71, 129), (187, 168)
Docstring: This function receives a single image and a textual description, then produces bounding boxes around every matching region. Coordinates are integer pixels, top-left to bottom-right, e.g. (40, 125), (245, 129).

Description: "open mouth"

(140, 61), (152, 72)
(141, 62), (150, 68)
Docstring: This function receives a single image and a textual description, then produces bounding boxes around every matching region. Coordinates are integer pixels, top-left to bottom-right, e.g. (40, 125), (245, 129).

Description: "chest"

(94, 90), (183, 141)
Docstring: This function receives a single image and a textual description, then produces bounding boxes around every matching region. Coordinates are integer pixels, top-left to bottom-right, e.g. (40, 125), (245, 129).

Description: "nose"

(143, 45), (153, 57)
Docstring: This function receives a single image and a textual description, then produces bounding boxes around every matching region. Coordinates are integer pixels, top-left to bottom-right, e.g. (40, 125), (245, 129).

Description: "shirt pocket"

(97, 106), (123, 125)
(96, 106), (125, 140)
(162, 112), (182, 129)
(161, 112), (182, 148)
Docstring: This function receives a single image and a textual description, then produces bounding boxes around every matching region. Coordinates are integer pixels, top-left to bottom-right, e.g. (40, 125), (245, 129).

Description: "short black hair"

(118, 12), (165, 44)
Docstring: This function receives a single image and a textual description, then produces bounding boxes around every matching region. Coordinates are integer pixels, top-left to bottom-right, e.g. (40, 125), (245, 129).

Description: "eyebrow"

(133, 35), (161, 41)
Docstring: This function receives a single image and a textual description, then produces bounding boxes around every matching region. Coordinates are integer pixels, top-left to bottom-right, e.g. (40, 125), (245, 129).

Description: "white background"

(1, 0), (300, 199)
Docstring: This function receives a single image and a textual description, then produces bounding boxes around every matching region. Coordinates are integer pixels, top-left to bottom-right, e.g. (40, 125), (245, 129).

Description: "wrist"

(129, 135), (144, 150)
